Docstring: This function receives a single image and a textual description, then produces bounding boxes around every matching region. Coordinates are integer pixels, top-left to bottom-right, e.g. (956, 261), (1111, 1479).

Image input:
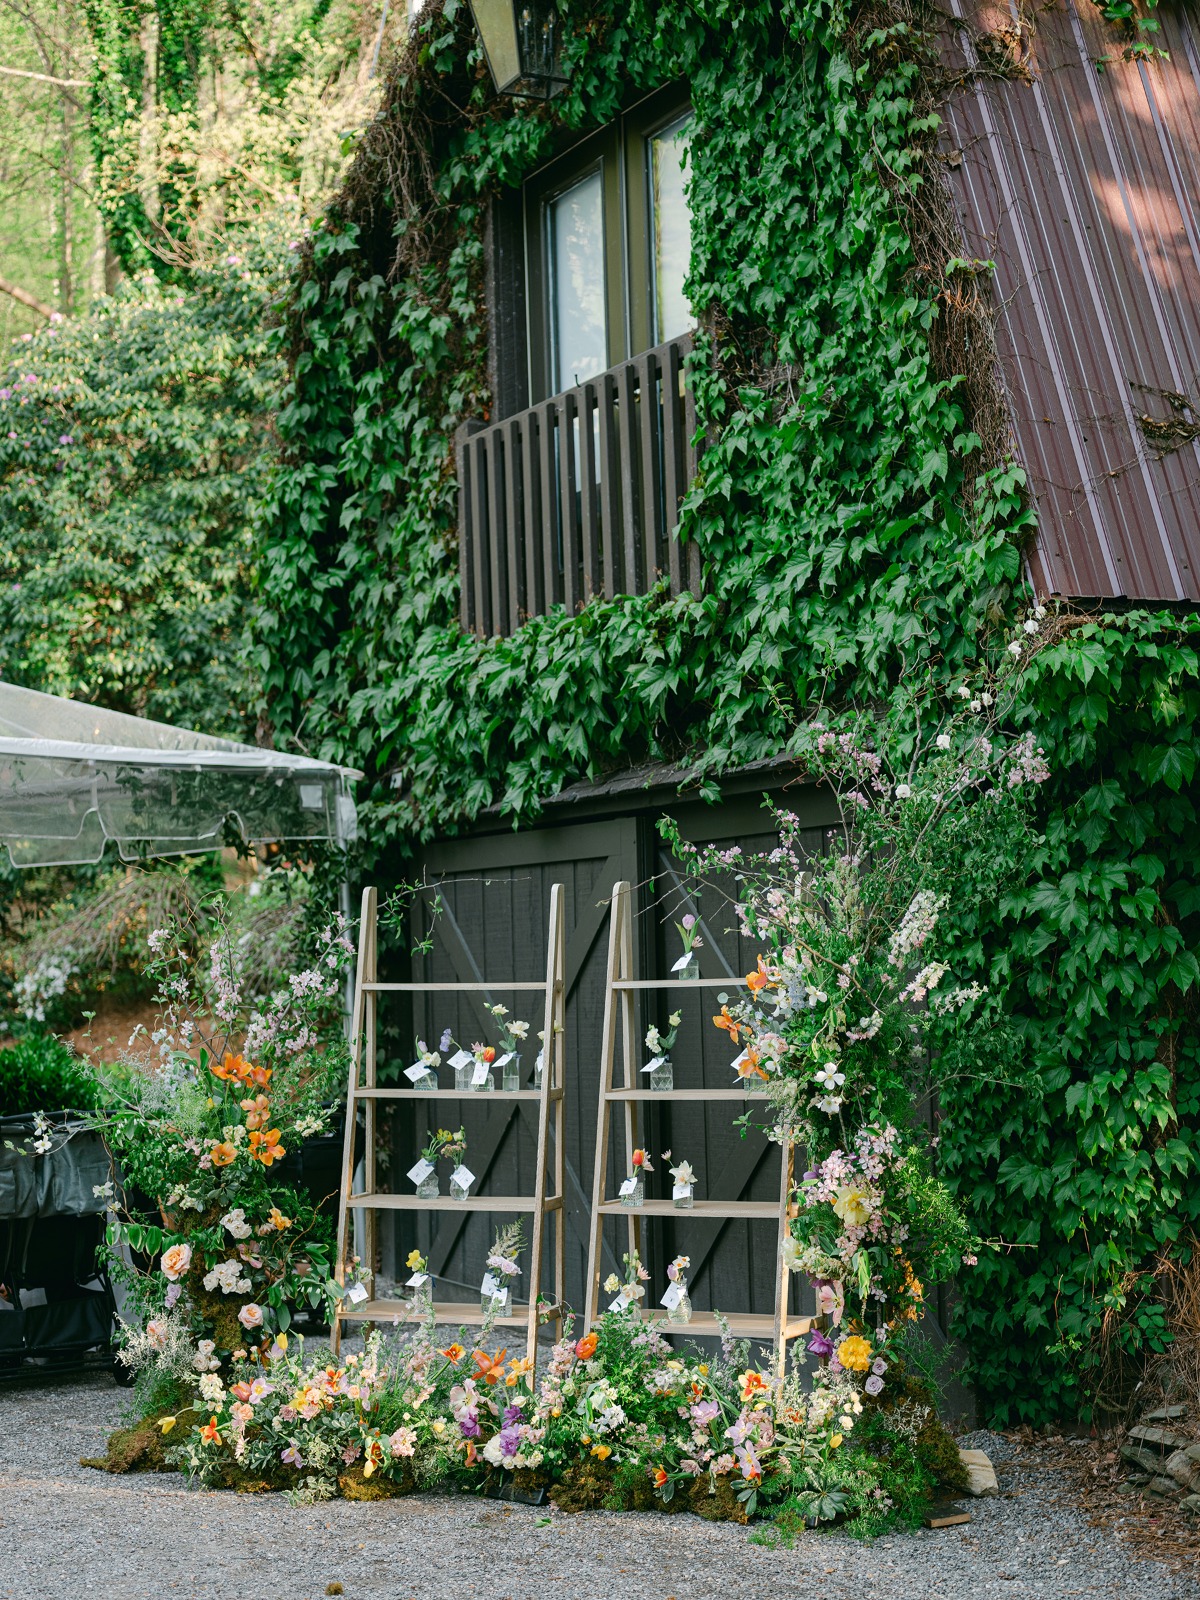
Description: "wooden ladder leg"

(585, 881), (627, 1331)
(774, 1137), (796, 1373)
(528, 882), (563, 1370)
(616, 885), (640, 1276)
(333, 886), (375, 1357)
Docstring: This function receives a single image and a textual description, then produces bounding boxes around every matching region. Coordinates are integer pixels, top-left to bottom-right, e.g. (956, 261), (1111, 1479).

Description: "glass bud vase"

(678, 955), (700, 981)
(472, 1070), (495, 1093)
(413, 1068), (437, 1092)
(620, 1177), (644, 1209)
(454, 1063), (470, 1092)
(450, 1174), (472, 1202)
(533, 1049), (544, 1087)
(673, 1183), (694, 1211)
(416, 1173), (440, 1200)
(667, 1289), (692, 1326)
(480, 1285), (510, 1317)
(650, 1060), (674, 1092)
(502, 1057), (521, 1093)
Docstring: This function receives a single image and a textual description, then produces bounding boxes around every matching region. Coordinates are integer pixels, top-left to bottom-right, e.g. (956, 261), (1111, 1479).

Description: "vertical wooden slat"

(636, 349), (663, 591)
(596, 373), (621, 598)
(540, 398), (559, 610)
(456, 428), (473, 634)
(558, 388), (581, 617)
(578, 383), (600, 602)
(504, 417), (523, 632)
(486, 425), (506, 636)
(616, 361), (640, 593)
(470, 435), (491, 639)
(662, 339), (685, 596)
(522, 409), (543, 618)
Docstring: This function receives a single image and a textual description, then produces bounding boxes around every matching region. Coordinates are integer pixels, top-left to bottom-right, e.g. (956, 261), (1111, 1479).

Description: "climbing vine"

(257, 0), (1199, 1419)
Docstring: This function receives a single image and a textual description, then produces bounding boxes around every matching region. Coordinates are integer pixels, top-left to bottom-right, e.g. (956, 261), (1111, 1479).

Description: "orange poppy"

(471, 1347), (508, 1385)
(712, 1006), (743, 1043)
(211, 1052), (247, 1082)
(440, 1343), (465, 1363)
(239, 1094), (271, 1130)
(248, 1128), (286, 1166)
(209, 1142), (237, 1167)
(199, 1415), (222, 1444)
(575, 1332), (598, 1360)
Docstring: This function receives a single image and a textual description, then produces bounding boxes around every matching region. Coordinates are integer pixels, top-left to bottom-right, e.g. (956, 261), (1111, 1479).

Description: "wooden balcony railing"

(456, 333), (701, 638)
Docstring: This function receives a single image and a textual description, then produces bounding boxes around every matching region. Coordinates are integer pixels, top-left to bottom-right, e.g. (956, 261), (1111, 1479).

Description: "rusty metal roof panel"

(940, 0), (1200, 601)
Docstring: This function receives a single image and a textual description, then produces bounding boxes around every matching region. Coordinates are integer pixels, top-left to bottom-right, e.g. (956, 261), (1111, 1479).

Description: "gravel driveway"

(0, 1372), (1196, 1600)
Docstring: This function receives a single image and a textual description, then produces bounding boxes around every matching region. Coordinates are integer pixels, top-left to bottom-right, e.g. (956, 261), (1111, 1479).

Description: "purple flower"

(497, 1426), (522, 1457)
(871, 1358), (887, 1376)
(281, 1444), (304, 1468)
(501, 1404), (523, 1427)
(0, 389), (10, 400)
(865, 1374), (885, 1396)
(691, 1399), (720, 1426)
(459, 1414), (481, 1439)
(439, 1027), (452, 1052)
(58, 434), (73, 445)
(681, 913), (696, 930)
(164, 1283), (182, 1309)
(807, 1328), (835, 1359)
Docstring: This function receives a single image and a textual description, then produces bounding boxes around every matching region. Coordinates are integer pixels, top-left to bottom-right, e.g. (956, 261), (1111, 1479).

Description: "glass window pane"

(649, 115), (694, 344)
(547, 168), (607, 393)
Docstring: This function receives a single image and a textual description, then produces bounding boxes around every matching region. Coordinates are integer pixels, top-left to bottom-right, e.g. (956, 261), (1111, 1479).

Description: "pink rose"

(160, 1243), (192, 1281)
(237, 1302), (264, 1330)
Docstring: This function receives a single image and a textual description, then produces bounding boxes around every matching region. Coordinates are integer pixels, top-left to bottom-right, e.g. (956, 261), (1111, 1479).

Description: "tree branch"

(0, 273), (54, 319)
(0, 63), (88, 88)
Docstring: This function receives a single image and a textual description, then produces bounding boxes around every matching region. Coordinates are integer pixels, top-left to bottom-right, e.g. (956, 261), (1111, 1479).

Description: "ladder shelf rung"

(597, 1198), (782, 1220)
(361, 981), (551, 993)
(352, 1087), (560, 1102)
(611, 978), (748, 990)
(346, 1193), (563, 1214)
(604, 1088), (768, 1101)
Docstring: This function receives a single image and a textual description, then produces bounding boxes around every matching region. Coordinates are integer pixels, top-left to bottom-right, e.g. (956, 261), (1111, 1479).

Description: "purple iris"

(808, 1328), (835, 1359)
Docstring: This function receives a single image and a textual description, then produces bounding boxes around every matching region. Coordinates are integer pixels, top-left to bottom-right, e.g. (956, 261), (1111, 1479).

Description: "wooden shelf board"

(605, 1088), (768, 1101)
(610, 1308), (811, 1339)
(597, 1198), (781, 1220)
(337, 1298), (555, 1327)
(612, 978), (747, 991)
(347, 1193), (562, 1213)
(353, 1087), (559, 1102)
(362, 981), (551, 993)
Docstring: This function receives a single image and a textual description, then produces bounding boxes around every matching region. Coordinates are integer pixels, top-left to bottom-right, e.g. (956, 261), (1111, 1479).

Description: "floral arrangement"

(642, 1009), (681, 1088)
(672, 911), (702, 973)
(84, 904), (355, 1377)
(662, 647), (1048, 1442)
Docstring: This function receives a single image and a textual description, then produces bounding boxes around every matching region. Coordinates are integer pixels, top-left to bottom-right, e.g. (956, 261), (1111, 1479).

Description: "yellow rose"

(831, 1184), (872, 1228)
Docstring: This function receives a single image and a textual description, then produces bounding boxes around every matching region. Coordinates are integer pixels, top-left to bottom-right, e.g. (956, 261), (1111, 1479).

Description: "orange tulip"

(248, 1128), (286, 1166)
(575, 1332), (598, 1360)
(739, 1368), (768, 1403)
(653, 1466), (669, 1487)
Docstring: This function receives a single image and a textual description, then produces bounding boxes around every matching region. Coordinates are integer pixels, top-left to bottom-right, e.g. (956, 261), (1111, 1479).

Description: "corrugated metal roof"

(941, 0), (1200, 601)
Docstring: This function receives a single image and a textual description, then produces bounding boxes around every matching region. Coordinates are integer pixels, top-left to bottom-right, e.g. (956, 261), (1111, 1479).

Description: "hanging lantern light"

(468, 0), (569, 100)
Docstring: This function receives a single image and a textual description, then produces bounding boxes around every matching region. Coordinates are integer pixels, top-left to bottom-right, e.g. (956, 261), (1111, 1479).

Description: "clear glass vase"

(480, 1285), (510, 1316)
(620, 1177), (644, 1209)
(650, 1060), (673, 1091)
(502, 1057), (521, 1093)
(666, 1290), (692, 1326)
(416, 1173), (440, 1199)
(533, 1049), (544, 1087)
(678, 956), (700, 980)
(672, 1184), (694, 1210)
(450, 1174), (472, 1202)
(454, 1063), (470, 1092)
(472, 1070), (495, 1093)
(412, 1068), (437, 1092)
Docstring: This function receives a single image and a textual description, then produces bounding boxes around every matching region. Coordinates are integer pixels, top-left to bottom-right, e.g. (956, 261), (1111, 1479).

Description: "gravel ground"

(0, 1372), (1197, 1600)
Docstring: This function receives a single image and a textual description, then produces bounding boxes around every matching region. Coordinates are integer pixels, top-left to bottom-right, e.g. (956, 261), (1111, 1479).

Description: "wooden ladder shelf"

(332, 883), (567, 1366)
(583, 881), (809, 1364)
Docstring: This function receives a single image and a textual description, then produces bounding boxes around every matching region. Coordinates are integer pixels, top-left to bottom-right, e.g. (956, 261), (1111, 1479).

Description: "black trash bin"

(0, 1112), (121, 1381)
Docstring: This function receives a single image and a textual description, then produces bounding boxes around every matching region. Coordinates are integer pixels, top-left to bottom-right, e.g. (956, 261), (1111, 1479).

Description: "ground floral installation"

(665, 631), (1051, 1460)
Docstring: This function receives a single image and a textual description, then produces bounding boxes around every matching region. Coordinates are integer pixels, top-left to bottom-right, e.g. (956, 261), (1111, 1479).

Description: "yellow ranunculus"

(836, 1334), (872, 1372)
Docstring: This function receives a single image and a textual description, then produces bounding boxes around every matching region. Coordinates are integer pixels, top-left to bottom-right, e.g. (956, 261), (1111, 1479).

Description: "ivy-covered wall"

(259, 0), (1200, 1420)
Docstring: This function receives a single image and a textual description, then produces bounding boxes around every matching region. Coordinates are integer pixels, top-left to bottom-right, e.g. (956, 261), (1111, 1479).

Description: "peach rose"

(237, 1302), (264, 1330)
(160, 1243), (192, 1281)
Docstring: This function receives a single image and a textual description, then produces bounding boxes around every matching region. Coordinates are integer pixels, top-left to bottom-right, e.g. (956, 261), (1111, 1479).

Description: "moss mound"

(338, 1462), (413, 1499)
(549, 1457), (617, 1512)
(688, 1474), (751, 1523)
(81, 1409), (196, 1474)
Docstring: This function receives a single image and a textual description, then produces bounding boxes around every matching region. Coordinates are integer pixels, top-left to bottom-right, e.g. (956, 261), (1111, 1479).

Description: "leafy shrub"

(0, 1032), (96, 1116)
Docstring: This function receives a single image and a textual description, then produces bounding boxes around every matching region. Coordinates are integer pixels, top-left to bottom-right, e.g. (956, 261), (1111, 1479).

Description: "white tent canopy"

(0, 681), (361, 868)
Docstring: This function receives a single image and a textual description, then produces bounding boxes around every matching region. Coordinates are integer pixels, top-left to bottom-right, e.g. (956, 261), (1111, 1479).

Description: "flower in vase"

(631, 1149), (653, 1172)
(668, 1159), (697, 1189)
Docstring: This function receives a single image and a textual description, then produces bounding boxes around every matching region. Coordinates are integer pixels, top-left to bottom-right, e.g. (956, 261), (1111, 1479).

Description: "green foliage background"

(0, 233), (286, 730)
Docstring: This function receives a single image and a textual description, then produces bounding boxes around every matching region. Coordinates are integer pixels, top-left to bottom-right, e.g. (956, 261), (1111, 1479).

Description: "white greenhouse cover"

(0, 680), (362, 868)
